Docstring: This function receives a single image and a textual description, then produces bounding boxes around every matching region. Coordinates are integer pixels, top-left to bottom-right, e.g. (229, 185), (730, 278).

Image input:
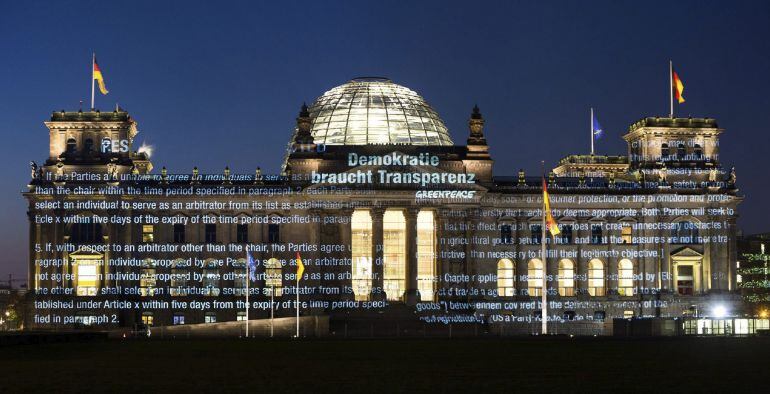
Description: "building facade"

(24, 78), (743, 332)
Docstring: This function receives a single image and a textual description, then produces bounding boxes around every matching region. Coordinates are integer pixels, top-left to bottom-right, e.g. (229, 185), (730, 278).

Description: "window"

(497, 259), (515, 297)
(417, 210), (436, 301)
(170, 259), (188, 296)
(173, 224), (185, 243)
(588, 259), (605, 296)
(563, 311), (576, 321)
(671, 221), (700, 244)
(66, 138), (77, 154)
(204, 313), (217, 324)
(676, 265), (694, 295)
(591, 224), (603, 245)
(237, 312), (247, 321)
(560, 225), (573, 244)
(205, 224), (217, 243)
(236, 224), (248, 243)
(140, 259), (157, 296)
(623, 310), (635, 319)
(71, 222), (102, 244)
(142, 225), (154, 243)
(84, 138), (94, 154)
(76, 259), (99, 296)
(141, 312), (154, 326)
(530, 224), (542, 244)
(351, 210), (372, 301)
(558, 259), (574, 296)
(593, 311), (606, 321)
(265, 257), (283, 297)
(528, 259), (543, 296)
(173, 314), (185, 325)
(101, 137), (111, 153)
(618, 259), (634, 296)
(677, 143), (686, 159)
(500, 224), (513, 244)
(203, 264), (220, 296)
(621, 223), (632, 244)
(268, 223), (280, 243)
(233, 259), (247, 296)
(383, 210), (406, 301)
(694, 144), (703, 159)
(661, 143), (669, 159)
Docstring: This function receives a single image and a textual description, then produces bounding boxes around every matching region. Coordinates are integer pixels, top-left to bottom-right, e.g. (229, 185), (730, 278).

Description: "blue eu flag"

(247, 250), (258, 282)
(592, 112), (603, 140)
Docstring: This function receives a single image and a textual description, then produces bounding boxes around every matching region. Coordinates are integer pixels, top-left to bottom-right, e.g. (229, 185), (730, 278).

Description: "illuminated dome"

(306, 77), (453, 146)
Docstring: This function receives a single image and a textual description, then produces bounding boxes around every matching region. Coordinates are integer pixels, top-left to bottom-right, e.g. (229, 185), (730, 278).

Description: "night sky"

(2, 0), (769, 282)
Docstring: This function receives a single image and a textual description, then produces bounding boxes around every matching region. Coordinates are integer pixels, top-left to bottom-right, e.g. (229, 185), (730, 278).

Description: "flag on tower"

(672, 66), (685, 104)
(296, 252), (305, 282)
(542, 178), (560, 237)
(93, 57), (109, 95)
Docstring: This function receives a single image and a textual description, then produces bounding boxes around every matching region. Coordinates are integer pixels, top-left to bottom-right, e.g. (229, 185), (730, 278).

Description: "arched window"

(558, 259), (574, 296)
(591, 224), (603, 245)
(84, 138), (94, 154)
(265, 257), (283, 297)
(500, 224), (513, 244)
(527, 259), (543, 296)
(497, 259), (515, 297)
(417, 210), (436, 301)
(621, 223), (632, 244)
(140, 259), (157, 296)
(351, 210), (372, 301)
(588, 259), (605, 296)
(66, 138), (77, 154)
(694, 144), (703, 159)
(383, 210), (406, 301)
(661, 143), (669, 159)
(677, 143), (686, 159)
(671, 221), (700, 244)
(618, 259), (634, 296)
(560, 225), (573, 244)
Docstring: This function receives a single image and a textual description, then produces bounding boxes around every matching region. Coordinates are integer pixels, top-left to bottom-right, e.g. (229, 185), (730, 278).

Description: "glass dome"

(306, 78), (453, 146)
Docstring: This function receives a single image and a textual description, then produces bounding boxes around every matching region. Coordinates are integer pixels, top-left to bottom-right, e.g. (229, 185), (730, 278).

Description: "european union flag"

(592, 112), (603, 140)
(247, 250), (258, 282)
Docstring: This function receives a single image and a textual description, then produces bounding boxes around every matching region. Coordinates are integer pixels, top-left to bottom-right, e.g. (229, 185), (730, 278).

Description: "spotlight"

(712, 304), (727, 318)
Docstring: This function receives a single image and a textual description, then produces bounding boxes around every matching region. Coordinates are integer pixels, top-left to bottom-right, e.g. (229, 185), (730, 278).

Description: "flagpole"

(590, 107), (595, 156)
(245, 252), (249, 338)
(541, 161), (548, 335)
(669, 60), (674, 118)
(296, 277), (300, 338)
(91, 53), (95, 111)
(270, 282), (274, 338)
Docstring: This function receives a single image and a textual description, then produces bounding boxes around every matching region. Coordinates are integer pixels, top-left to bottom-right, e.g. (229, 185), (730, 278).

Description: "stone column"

(338, 208), (354, 301)
(370, 208), (385, 301)
(405, 207), (420, 305)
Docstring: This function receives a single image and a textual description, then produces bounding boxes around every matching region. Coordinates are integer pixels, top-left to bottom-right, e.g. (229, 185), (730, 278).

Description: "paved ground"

(1, 336), (767, 392)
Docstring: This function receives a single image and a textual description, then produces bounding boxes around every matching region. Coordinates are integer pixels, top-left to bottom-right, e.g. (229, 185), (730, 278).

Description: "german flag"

(672, 67), (684, 104)
(542, 178), (560, 237)
(93, 57), (108, 95)
(296, 252), (305, 282)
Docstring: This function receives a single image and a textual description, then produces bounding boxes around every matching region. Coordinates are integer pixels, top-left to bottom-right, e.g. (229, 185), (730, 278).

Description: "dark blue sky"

(2, 0), (769, 281)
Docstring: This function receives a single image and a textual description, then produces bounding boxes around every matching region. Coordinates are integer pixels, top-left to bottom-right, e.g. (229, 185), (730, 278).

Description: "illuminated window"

(203, 263), (220, 296)
(268, 223), (280, 243)
(558, 259), (574, 296)
(237, 312), (247, 321)
(170, 259), (188, 296)
(500, 224), (513, 244)
(497, 259), (515, 297)
(618, 259), (634, 296)
(142, 224), (154, 243)
(204, 313), (217, 324)
(236, 224), (248, 243)
(141, 312), (154, 326)
(351, 210), (373, 301)
(623, 310), (634, 319)
(140, 259), (157, 296)
(76, 259), (99, 296)
(173, 223), (185, 243)
(417, 210), (436, 301)
(588, 259), (605, 296)
(591, 224), (603, 245)
(265, 257), (283, 297)
(737, 274), (742, 284)
(528, 259), (543, 296)
(676, 265), (694, 295)
(621, 223), (632, 244)
(383, 210), (406, 301)
(173, 314), (185, 325)
(205, 224), (217, 243)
